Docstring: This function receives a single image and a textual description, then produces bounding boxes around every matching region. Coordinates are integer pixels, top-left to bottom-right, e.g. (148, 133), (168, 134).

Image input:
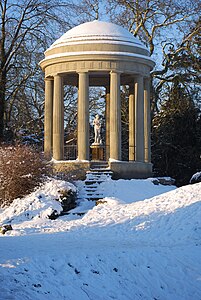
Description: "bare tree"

(107, 0), (199, 53)
(71, 0), (103, 23)
(106, 0), (200, 111)
(0, 0), (73, 142)
(152, 18), (200, 111)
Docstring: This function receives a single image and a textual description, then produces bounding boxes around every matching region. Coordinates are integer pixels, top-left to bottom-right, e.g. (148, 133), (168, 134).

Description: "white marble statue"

(93, 114), (102, 144)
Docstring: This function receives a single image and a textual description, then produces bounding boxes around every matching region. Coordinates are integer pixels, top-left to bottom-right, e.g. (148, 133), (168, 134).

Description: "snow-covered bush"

(0, 144), (49, 207)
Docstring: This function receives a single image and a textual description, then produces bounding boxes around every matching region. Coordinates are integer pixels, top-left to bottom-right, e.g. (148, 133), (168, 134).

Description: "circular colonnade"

(40, 20), (155, 178)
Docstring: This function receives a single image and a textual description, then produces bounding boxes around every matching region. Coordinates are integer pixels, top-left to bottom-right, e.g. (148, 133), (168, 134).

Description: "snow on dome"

(50, 20), (145, 49)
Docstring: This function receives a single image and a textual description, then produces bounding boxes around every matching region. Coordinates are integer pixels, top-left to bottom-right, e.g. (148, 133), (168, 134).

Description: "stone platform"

(53, 160), (152, 180)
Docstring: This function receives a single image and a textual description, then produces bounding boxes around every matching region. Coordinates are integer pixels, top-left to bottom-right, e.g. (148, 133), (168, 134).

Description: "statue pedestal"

(90, 144), (104, 161)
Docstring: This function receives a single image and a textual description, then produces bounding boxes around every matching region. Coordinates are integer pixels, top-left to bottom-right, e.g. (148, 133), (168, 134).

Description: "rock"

(190, 172), (201, 184)
(59, 189), (77, 213)
(152, 179), (160, 185)
(96, 200), (107, 206)
(48, 210), (59, 220)
(0, 224), (13, 234)
(152, 177), (175, 186)
(46, 188), (77, 220)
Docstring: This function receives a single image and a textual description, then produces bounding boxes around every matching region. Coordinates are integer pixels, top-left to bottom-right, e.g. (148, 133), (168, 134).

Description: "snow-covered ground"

(0, 178), (201, 300)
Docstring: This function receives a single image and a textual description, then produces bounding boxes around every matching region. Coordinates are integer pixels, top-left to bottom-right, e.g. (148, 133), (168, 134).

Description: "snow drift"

(0, 179), (201, 300)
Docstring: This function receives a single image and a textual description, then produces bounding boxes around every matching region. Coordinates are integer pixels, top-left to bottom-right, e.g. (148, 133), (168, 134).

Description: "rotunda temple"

(40, 20), (155, 178)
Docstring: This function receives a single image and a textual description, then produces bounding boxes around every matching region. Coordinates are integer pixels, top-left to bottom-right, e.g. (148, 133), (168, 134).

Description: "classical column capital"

(110, 70), (122, 75)
(54, 73), (62, 78)
(76, 70), (89, 75)
(44, 77), (53, 82)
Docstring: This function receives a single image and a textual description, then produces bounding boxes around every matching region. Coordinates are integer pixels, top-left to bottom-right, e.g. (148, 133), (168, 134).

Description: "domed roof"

(40, 20), (155, 72)
(50, 20), (146, 50)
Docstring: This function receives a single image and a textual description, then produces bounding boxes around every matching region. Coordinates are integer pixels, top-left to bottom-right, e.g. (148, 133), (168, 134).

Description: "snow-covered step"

(72, 167), (113, 215)
(90, 161), (109, 169)
(84, 188), (98, 192)
(77, 191), (104, 198)
(85, 173), (112, 183)
(77, 170), (112, 200)
(87, 171), (113, 176)
(85, 197), (104, 201)
(85, 180), (107, 185)
(86, 193), (104, 197)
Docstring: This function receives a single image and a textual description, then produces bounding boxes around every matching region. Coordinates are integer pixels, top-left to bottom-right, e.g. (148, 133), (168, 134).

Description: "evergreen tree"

(152, 81), (201, 186)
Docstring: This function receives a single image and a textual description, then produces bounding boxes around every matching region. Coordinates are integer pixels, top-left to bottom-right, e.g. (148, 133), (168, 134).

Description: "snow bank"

(0, 179), (201, 300)
(95, 177), (176, 203)
(0, 178), (76, 226)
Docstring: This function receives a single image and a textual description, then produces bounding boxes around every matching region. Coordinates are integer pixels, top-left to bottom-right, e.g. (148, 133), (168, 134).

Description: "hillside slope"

(0, 179), (201, 300)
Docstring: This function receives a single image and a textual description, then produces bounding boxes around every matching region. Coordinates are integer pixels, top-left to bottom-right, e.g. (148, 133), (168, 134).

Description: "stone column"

(53, 74), (64, 160)
(77, 72), (89, 160)
(44, 78), (53, 159)
(105, 86), (110, 160)
(129, 83), (135, 161)
(144, 78), (151, 163)
(135, 75), (144, 162)
(110, 71), (121, 160)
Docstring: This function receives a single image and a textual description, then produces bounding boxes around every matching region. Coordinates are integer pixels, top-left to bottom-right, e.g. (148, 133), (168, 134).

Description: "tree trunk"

(0, 71), (6, 143)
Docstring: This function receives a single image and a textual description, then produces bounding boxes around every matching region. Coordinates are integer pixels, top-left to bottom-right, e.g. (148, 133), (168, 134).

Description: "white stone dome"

(50, 20), (146, 50)
(40, 20), (155, 73)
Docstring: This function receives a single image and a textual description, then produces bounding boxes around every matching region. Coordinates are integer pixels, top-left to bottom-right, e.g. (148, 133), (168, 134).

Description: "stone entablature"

(41, 47), (154, 75)
(43, 59), (152, 79)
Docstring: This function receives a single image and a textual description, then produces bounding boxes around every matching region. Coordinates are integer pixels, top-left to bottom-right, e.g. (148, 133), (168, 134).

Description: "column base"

(53, 160), (90, 180)
(52, 159), (152, 180)
(109, 161), (152, 179)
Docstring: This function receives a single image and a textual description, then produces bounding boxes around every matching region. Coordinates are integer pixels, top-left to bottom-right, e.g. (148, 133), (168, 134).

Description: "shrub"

(0, 144), (49, 207)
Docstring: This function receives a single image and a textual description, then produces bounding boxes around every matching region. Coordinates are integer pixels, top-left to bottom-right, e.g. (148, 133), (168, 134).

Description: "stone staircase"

(76, 162), (113, 202)
(64, 162), (113, 217)
(90, 161), (109, 171)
